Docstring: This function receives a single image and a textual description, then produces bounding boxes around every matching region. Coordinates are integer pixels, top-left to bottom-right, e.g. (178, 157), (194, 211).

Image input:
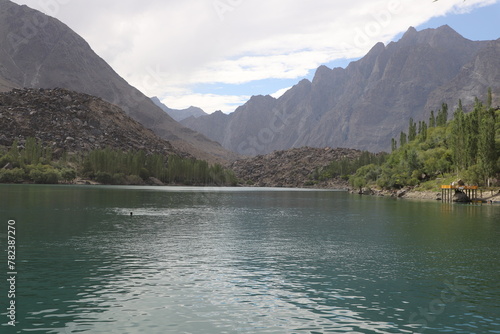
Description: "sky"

(10, 0), (500, 114)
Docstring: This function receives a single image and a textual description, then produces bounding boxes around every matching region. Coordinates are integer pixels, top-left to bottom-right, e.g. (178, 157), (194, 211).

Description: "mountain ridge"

(151, 97), (208, 122)
(181, 25), (499, 155)
(0, 0), (238, 163)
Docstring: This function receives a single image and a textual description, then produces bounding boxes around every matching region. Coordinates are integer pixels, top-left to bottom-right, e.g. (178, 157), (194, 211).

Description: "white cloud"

(271, 86), (292, 99)
(10, 0), (500, 113)
(160, 91), (250, 114)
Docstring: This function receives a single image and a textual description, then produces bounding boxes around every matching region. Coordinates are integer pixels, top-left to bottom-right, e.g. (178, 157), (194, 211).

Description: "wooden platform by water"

(441, 185), (479, 203)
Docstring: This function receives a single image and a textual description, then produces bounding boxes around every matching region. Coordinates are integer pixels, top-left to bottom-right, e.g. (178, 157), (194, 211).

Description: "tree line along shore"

(0, 140), (237, 186)
(1, 93), (499, 196)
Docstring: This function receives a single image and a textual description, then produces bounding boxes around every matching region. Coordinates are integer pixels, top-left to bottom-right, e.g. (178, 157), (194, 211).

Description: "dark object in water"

(130, 212), (133, 216)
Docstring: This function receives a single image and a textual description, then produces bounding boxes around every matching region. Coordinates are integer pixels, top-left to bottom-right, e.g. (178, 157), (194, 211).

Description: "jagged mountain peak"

(368, 41), (386, 55)
(398, 24), (471, 50)
(250, 94), (276, 102)
(150, 97), (207, 122)
(211, 110), (227, 117)
(283, 78), (312, 94)
(312, 65), (334, 84)
(405, 26), (418, 34)
(181, 26), (499, 155)
(236, 94), (277, 111)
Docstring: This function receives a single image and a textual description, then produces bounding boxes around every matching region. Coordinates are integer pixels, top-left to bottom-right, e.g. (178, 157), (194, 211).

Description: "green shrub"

(407, 178), (420, 187)
(0, 168), (25, 183)
(95, 172), (113, 185)
(61, 168), (77, 183)
(125, 175), (144, 185)
(112, 173), (127, 185)
(0, 155), (12, 168)
(29, 166), (60, 184)
(350, 176), (367, 191)
(461, 165), (482, 185)
(139, 168), (150, 180)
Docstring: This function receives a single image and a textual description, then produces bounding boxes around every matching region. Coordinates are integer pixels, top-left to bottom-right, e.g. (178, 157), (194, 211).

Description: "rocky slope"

(231, 147), (362, 188)
(0, 76), (17, 92)
(181, 26), (500, 155)
(0, 0), (237, 163)
(0, 88), (181, 157)
(425, 36), (500, 109)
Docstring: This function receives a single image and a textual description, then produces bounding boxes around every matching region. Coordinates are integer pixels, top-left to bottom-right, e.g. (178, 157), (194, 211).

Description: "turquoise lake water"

(1, 185), (499, 333)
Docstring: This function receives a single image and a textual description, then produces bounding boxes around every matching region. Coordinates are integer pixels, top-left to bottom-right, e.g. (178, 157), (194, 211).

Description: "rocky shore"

(351, 186), (500, 203)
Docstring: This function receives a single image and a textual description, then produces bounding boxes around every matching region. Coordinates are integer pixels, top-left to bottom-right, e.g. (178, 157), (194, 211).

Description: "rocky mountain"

(425, 35), (500, 109)
(0, 88), (180, 157)
(231, 147), (362, 188)
(0, 0), (237, 163)
(182, 110), (231, 148)
(181, 95), (278, 155)
(181, 26), (500, 155)
(151, 97), (207, 122)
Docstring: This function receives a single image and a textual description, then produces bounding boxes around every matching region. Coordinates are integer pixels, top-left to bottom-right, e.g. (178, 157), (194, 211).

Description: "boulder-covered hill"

(0, 0), (237, 163)
(0, 88), (181, 158)
(182, 25), (500, 155)
(231, 147), (362, 188)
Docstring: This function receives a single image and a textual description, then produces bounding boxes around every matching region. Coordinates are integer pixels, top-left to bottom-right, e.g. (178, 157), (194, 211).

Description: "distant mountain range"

(181, 25), (500, 155)
(151, 97), (208, 122)
(0, 0), (237, 163)
(2, 0), (499, 159)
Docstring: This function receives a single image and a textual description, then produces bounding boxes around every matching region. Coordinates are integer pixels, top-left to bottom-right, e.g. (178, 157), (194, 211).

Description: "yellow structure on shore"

(441, 184), (479, 202)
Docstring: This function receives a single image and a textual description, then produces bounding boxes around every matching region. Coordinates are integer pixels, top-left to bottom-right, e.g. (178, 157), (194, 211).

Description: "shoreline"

(404, 188), (500, 203)
(2, 181), (500, 204)
(355, 187), (500, 204)
(349, 188), (441, 201)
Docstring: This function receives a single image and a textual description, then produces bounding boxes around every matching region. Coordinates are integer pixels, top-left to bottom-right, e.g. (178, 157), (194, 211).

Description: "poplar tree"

(419, 121), (428, 142)
(400, 131), (407, 147)
(451, 105), (466, 170)
(436, 103), (449, 127)
(391, 138), (397, 152)
(8, 140), (20, 164)
(478, 107), (496, 185)
(429, 110), (436, 128)
(23, 137), (43, 164)
(408, 118), (417, 142)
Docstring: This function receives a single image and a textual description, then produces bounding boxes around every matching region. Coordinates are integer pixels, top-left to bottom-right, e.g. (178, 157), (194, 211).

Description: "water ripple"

(9, 188), (500, 333)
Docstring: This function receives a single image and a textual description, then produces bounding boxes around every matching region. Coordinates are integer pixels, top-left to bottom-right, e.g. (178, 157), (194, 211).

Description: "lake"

(1, 185), (499, 333)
